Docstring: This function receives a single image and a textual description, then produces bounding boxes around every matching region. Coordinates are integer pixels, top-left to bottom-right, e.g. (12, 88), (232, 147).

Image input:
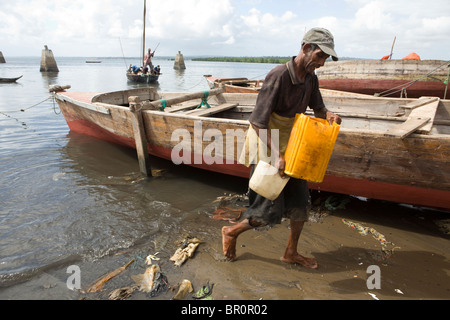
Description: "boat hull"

(0, 75), (23, 83)
(55, 89), (450, 211)
(316, 59), (449, 98)
(126, 72), (159, 83)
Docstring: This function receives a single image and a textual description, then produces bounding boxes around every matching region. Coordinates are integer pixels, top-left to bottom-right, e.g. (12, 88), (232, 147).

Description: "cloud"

(334, 0), (450, 58)
(0, 0), (449, 59)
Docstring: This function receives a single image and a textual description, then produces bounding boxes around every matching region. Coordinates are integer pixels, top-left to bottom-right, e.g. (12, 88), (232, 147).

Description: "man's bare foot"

(222, 226), (237, 261)
(281, 253), (318, 269)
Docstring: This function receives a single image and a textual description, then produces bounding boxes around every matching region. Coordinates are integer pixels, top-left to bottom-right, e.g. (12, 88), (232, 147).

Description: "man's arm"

(314, 106), (342, 125)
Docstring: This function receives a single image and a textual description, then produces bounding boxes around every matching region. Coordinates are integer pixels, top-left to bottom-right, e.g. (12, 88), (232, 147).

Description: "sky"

(1, 0), (450, 60)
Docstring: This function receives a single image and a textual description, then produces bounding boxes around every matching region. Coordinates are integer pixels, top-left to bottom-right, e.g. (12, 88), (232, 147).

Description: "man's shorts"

(243, 164), (311, 227)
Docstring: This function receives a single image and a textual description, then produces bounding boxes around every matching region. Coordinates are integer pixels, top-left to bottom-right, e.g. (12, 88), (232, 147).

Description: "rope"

(0, 96), (52, 115)
(375, 60), (450, 97)
(185, 77), (208, 91)
(196, 90), (211, 109)
(444, 64), (450, 99)
(159, 99), (167, 111)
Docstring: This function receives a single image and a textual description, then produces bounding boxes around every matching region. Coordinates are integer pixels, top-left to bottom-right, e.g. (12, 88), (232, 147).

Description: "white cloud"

(0, 0), (449, 59)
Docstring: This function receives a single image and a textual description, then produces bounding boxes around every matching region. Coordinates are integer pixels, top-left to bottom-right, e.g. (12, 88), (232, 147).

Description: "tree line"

(192, 57), (291, 64)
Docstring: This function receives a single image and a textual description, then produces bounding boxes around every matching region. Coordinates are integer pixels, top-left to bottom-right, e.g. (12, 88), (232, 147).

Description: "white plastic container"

(249, 160), (290, 200)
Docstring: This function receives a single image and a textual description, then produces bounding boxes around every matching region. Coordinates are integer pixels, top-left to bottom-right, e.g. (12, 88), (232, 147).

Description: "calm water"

(0, 56), (275, 288)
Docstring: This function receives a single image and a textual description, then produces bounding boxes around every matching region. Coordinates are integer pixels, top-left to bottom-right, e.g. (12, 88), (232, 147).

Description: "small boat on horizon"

(0, 75), (23, 83)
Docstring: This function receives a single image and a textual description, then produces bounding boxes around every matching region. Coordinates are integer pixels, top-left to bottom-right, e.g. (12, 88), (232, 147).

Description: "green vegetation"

(192, 56), (291, 64)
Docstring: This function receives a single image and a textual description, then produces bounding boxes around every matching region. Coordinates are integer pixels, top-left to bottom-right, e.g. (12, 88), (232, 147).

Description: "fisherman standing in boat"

(222, 28), (342, 269)
(144, 48), (155, 72)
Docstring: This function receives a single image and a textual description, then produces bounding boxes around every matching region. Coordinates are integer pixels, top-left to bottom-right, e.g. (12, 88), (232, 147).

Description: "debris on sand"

(170, 237), (201, 267)
(172, 279), (194, 300)
(212, 206), (245, 223)
(131, 264), (169, 297)
(85, 259), (134, 293)
(108, 285), (138, 300)
(192, 281), (214, 300)
(342, 219), (400, 260)
(145, 252), (160, 265)
(131, 265), (160, 293)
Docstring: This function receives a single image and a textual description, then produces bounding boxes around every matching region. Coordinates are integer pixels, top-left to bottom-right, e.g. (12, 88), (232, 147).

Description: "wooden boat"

(126, 71), (159, 83)
(205, 75), (373, 98)
(53, 87), (450, 211)
(316, 59), (450, 98)
(126, 0), (160, 84)
(205, 76), (263, 93)
(0, 75), (22, 83)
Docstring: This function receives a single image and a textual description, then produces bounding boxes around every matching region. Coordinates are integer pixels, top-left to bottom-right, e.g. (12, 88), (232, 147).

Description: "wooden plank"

(129, 96), (152, 177)
(400, 97), (439, 110)
(384, 97), (440, 138)
(384, 117), (430, 139)
(409, 98), (439, 133)
(186, 103), (239, 117)
(166, 101), (201, 113)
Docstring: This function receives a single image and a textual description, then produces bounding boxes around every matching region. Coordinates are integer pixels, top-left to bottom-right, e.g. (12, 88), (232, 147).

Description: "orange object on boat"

(284, 114), (340, 183)
(402, 52), (421, 60)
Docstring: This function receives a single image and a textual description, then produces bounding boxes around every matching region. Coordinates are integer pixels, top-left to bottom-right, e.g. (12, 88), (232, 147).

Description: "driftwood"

(85, 259), (134, 293)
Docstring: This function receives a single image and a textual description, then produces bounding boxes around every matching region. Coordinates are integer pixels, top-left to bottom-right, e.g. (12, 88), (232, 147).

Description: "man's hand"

(275, 155), (286, 177)
(326, 111), (342, 125)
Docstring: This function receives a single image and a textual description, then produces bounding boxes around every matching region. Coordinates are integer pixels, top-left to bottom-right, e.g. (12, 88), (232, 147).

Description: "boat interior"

(90, 87), (450, 136)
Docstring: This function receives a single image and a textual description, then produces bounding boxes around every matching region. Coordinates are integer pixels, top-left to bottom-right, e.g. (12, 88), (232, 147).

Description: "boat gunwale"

(55, 89), (450, 138)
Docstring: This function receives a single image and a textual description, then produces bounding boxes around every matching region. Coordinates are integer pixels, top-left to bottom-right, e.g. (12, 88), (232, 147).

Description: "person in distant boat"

(154, 65), (161, 74)
(144, 48), (155, 71)
(222, 27), (342, 269)
(131, 65), (140, 74)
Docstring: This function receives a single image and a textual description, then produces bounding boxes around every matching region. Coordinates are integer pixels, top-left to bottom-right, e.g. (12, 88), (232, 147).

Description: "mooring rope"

(0, 96), (53, 114)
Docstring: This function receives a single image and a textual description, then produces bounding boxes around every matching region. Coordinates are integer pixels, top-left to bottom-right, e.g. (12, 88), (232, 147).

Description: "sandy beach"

(1, 190), (448, 301)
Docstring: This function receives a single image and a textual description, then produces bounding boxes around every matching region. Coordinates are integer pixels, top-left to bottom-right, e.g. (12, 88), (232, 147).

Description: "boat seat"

(186, 103), (239, 117)
(384, 97), (440, 138)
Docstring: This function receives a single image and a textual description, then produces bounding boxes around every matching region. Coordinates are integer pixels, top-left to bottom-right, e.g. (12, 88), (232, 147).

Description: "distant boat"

(315, 59), (450, 98)
(0, 75), (22, 83)
(85, 61), (102, 63)
(126, 0), (160, 84)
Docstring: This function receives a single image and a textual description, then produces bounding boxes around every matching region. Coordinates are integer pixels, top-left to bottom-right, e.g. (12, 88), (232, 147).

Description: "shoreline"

(1, 192), (448, 300)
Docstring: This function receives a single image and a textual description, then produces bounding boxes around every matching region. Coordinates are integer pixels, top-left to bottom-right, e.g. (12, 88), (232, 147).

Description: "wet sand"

(1, 191), (448, 301)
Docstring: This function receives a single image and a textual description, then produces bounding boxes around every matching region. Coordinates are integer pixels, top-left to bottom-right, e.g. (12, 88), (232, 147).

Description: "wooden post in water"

(129, 96), (152, 177)
(173, 51), (186, 70)
(40, 45), (59, 72)
(0, 51), (5, 63)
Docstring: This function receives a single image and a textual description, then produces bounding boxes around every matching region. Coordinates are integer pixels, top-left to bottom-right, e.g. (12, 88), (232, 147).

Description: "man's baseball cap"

(302, 27), (338, 61)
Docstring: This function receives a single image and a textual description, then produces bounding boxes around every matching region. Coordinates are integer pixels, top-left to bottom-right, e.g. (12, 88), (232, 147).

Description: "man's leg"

(222, 219), (254, 261)
(281, 219), (318, 269)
